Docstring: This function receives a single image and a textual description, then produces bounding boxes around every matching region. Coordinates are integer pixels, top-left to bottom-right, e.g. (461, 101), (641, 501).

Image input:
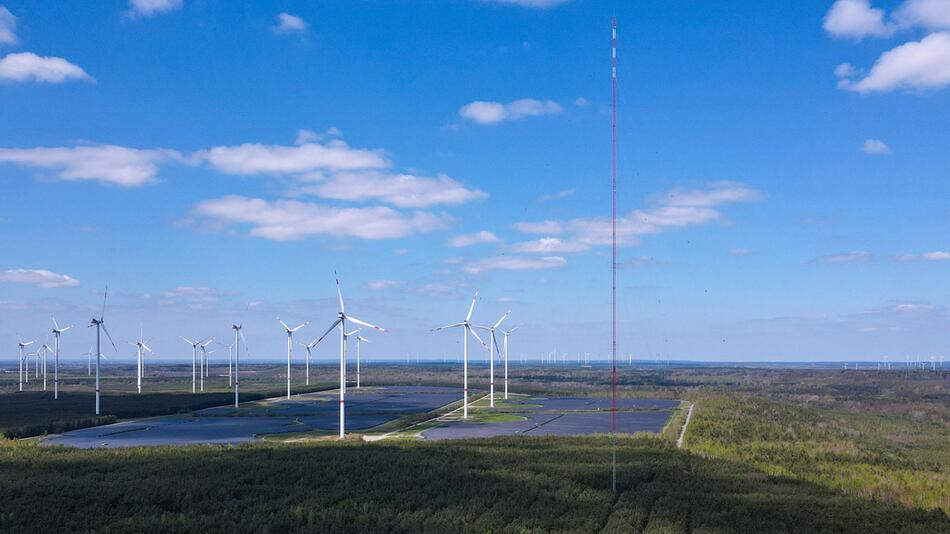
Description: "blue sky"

(2, 0), (950, 363)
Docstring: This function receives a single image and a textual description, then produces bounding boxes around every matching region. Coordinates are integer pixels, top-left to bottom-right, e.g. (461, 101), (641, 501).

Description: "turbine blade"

(315, 318), (342, 345)
(357, 336), (370, 343)
(493, 310), (510, 330)
(334, 271), (345, 313)
(467, 325), (486, 347)
(345, 329), (360, 337)
(201, 337), (215, 347)
(432, 322), (464, 331)
(493, 333), (501, 355)
(182, 337), (194, 345)
(61, 325), (71, 333)
(507, 326), (520, 335)
(100, 285), (109, 321)
(289, 322), (307, 332)
(101, 322), (118, 352)
(346, 316), (385, 332)
(51, 314), (60, 330)
(141, 343), (153, 353)
(465, 289), (478, 322)
(277, 318), (291, 331)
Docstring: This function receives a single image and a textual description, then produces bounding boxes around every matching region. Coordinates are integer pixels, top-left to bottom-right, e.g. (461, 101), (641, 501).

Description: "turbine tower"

(313, 272), (385, 438)
(17, 337), (34, 392)
(231, 324), (246, 408)
(199, 337), (215, 392)
(501, 327), (519, 400)
(277, 318), (308, 399)
(40, 344), (53, 390)
(353, 331), (370, 389)
(301, 338), (319, 385)
(50, 317), (71, 400)
(475, 311), (510, 407)
(433, 290), (486, 419)
(129, 328), (152, 394)
(89, 287), (117, 415)
(182, 337), (208, 393)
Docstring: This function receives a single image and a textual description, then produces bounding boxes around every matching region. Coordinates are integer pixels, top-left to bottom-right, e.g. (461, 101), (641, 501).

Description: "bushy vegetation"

(2, 435), (947, 533)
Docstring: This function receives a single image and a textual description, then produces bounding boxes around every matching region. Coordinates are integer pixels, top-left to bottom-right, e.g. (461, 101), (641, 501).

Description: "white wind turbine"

(40, 343), (53, 391)
(300, 338), (318, 385)
(501, 326), (519, 400)
(277, 318), (308, 399)
(226, 343), (234, 387)
(232, 323), (246, 408)
(50, 317), (71, 400)
(89, 287), (118, 415)
(182, 337), (209, 393)
(433, 290), (487, 419)
(312, 272), (386, 438)
(128, 328), (152, 394)
(475, 311), (510, 408)
(352, 330), (370, 389)
(199, 337), (215, 392)
(17, 336), (34, 392)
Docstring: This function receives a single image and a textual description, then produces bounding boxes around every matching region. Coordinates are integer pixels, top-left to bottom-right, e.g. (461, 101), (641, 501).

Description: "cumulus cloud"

(201, 140), (388, 175)
(448, 230), (499, 248)
(894, 250), (950, 261)
(815, 251), (874, 263)
(538, 188), (575, 202)
(0, 6), (17, 46)
(0, 268), (79, 288)
(193, 195), (449, 241)
(513, 220), (564, 234)
(824, 0), (895, 39)
(508, 237), (590, 254)
(365, 279), (403, 290)
(838, 31), (950, 93)
(459, 98), (562, 125)
(272, 12), (307, 34)
(127, 0), (183, 18)
(303, 171), (488, 208)
(0, 145), (181, 186)
(514, 182), (762, 250)
(483, 0), (572, 7)
(893, 0), (950, 30)
(0, 52), (93, 83)
(159, 286), (220, 309)
(464, 255), (566, 274)
(862, 139), (891, 154)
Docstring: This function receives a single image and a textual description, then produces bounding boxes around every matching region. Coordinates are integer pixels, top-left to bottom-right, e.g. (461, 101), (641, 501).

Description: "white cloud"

(893, 302), (938, 312)
(484, 0), (572, 7)
(729, 248), (753, 256)
(519, 182), (762, 248)
(459, 98), (562, 125)
(895, 250), (950, 261)
(193, 195), (449, 241)
(862, 139), (891, 154)
(815, 251), (874, 263)
(0, 52), (93, 83)
(160, 286), (220, 309)
(365, 279), (403, 290)
(838, 32), (950, 93)
(538, 188), (575, 202)
(824, 0), (895, 39)
(448, 230), (499, 248)
(304, 170), (488, 208)
(893, 0), (950, 30)
(513, 220), (564, 234)
(0, 269), (79, 288)
(0, 145), (181, 186)
(508, 237), (589, 254)
(201, 140), (388, 175)
(0, 6), (17, 46)
(272, 12), (307, 34)
(295, 129), (320, 145)
(574, 96), (590, 107)
(464, 255), (566, 274)
(127, 0), (182, 18)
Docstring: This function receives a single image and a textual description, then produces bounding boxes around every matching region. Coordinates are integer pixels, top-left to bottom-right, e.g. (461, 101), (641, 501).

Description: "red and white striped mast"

(610, 15), (619, 494)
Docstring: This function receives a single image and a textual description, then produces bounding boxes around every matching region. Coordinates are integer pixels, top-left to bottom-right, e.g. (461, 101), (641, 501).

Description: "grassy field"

(0, 364), (947, 532)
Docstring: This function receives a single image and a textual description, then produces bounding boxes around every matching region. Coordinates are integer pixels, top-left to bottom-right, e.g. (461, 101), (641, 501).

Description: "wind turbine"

(50, 317), (71, 399)
(277, 318), (308, 399)
(17, 336), (34, 392)
(300, 338), (318, 385)
(432, 290), (486, 419)
(89, 287), (118, 415)
(82, 346), (94, 376)
(312, 272), (385, 438)
(501, 326), (519, 400)
(475, 311), (510, 407)
(199, 337), (215, 392)
(353, 330), (370, 389)
(182, 337), (208, 393)
(128, 328), (152, 394)
(231, 323), (246, 408)
(40, 343), (53, 391)
(226, 343), (234, 387)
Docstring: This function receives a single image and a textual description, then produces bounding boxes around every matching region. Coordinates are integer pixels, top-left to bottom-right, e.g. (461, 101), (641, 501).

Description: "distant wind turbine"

(50, 316), (71, 399)
(475, 311), (510, 407)
(231, 324), (246, 408)
(432, 290), (486, 419)
(128, 328), (152, 394)
(300, 338), (319, 385)
(277, 318), (308, 399)
(17, 336), (34, 392)
(89, 287), (118, 415)
(312, 272), (386, 438)
(353, 330), (370, 389)
(40, 343), (53, 391)
(182, 337), (208, 393)
(199, 337), (215, 392)
(501, 326), (519, 400)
